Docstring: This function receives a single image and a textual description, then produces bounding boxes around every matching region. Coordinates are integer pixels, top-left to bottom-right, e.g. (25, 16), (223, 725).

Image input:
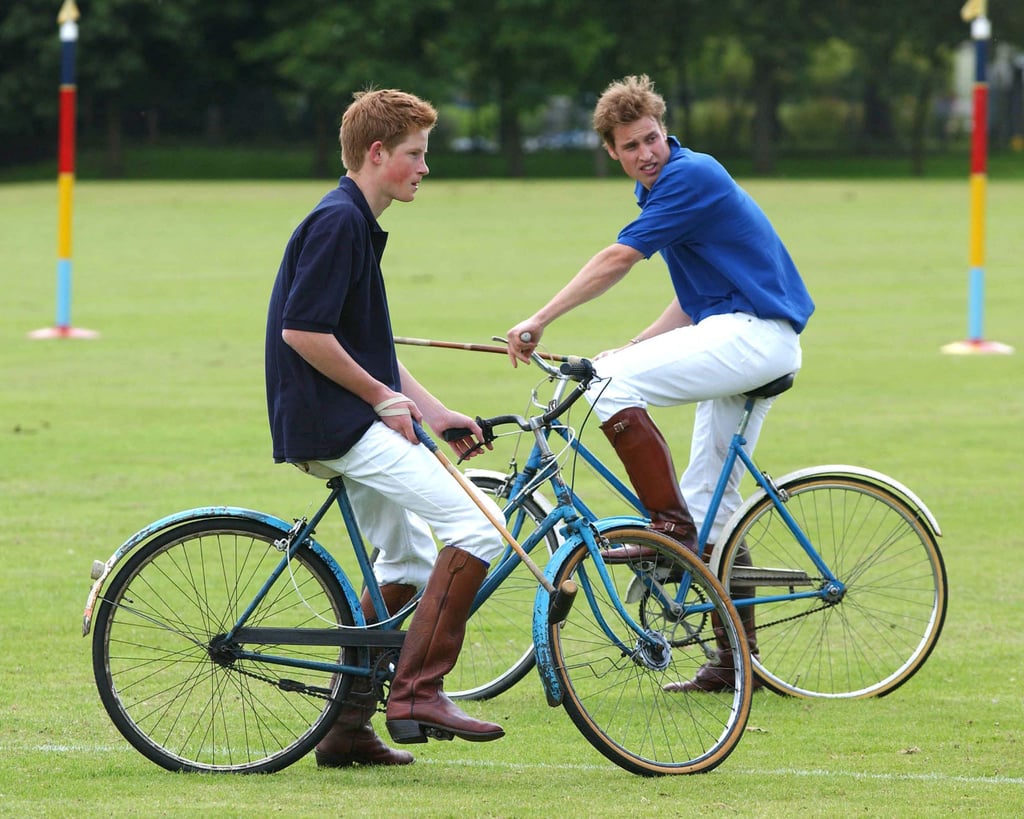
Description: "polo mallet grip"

(546, 579), (578, 624)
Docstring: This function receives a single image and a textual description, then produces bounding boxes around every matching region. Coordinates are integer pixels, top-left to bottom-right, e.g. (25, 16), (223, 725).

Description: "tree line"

(2, 0), (1022, 177)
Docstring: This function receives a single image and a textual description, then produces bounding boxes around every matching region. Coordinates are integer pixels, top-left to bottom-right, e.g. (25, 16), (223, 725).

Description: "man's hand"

(373, 393), (422, 443)
(506, 322), (542, 367)
(435, 411), (492, 460)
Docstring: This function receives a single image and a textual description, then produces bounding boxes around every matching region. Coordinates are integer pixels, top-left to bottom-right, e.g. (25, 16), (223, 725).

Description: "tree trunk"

(497, 81), (524, 178)
(749, 54), (778, 176)
(312, 105), (331, 178)
(859, 47), (896, 153)
(105, 96), (123, 178)
(205, 105), (224, 146)
(145, 108), (160, 145)
(908, 72), (934, 177)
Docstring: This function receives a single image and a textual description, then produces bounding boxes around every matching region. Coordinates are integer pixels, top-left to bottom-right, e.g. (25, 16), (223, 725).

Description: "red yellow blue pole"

(943, 1), (1012, 355)
(29, 0), (98, 340)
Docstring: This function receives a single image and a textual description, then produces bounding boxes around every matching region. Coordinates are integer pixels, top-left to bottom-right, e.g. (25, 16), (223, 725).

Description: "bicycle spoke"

(94, 518), (353, 772)
(722, 477), (946, 698)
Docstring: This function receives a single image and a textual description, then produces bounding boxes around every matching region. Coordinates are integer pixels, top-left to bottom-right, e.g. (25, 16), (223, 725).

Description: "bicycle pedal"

(424, 727), (455, 742)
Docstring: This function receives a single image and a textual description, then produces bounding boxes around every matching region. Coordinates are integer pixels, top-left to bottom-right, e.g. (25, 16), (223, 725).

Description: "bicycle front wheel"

(549, 527), (752, 776)
(449, 475), (560, 700)
(92, 517), (356, 773)
(719, 474), (947, 698)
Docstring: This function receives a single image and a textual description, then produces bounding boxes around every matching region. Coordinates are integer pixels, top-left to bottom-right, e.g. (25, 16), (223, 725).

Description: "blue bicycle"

(84, 357), (753, 776)
(450, 349), (947, 701)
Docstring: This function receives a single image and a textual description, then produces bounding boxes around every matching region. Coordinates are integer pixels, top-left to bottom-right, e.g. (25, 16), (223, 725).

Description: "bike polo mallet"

(393, 334), (570, 363)
(413, 423), (578, 625)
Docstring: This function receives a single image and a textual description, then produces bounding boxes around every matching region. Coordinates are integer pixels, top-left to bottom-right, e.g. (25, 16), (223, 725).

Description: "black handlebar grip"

(547, 579), (578, 624)
(442, 427), (473, 442)
(559, 357), (594, 382)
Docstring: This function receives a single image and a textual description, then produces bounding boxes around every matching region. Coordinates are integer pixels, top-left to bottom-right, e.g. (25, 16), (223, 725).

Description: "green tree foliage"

(1, 0), (1021, 176)
(247, 0), (452, 175)
(435, 0), (614, 175)
(0, 4), (61, 164)
(76, 0), (201, 174)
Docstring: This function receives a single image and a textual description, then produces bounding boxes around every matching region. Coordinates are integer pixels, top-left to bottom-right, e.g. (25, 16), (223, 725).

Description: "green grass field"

(1, 176), (1022, 816)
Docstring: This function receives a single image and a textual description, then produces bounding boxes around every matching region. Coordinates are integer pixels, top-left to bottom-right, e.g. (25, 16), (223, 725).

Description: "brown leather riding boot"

(664, 544), (762, 693)
(385, 547), (505, 744)
(315, 583), (418, 767)
(600, 407), (698, 555)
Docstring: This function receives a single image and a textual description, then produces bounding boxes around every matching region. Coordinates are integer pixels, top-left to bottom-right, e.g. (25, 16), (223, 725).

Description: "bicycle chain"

(223, 649), (398, 714)
(227, 663), (337, 702)
(751, 596), (834, 632)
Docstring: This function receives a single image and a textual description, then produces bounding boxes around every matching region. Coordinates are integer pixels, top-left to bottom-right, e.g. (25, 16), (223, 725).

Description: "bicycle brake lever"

(559, 357), (595, 383)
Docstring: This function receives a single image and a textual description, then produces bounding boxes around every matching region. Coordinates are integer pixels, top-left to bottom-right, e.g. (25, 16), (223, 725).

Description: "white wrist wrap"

(373, 396), (412, 417)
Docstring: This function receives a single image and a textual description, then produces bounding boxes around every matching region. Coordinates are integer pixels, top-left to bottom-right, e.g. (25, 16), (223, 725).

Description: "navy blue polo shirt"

(265, 177), (400, 462)
(617, 138), (814, 333)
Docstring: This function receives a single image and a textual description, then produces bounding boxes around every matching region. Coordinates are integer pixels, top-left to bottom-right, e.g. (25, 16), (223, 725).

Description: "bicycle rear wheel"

(549, 527), (752, 776)
(448, 475), (559, 700)
(92, 517), (356, 772)
(719, 474), (947, 698)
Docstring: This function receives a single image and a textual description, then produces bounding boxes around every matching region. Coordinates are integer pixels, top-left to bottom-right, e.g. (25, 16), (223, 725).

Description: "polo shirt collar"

(636, 135), (683, 206)
(338, 175), (388, 256)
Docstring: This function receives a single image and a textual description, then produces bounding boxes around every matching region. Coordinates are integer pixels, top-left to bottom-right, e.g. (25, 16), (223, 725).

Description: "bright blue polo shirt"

(266, 177), (400, 462)
(616, 138), (814, 333)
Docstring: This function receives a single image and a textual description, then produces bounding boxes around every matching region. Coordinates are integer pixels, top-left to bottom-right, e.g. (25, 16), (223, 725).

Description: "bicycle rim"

(92, 517), (355, 772)
(449, 476), (560, 700)
(550, 527), (752, 776)
(721, 476), (947, 698)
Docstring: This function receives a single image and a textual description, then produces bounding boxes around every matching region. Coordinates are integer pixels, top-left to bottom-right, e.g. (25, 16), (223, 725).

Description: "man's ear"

(368, 140), (386, 165)
(604, 141), (618, 161)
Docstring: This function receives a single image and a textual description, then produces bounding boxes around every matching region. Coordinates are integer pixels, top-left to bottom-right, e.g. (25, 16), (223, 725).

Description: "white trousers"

(588, 313), (802, 543)
(296, 422), (503, 589)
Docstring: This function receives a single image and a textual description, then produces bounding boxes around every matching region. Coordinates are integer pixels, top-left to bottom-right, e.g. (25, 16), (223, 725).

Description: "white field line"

(6, 746), (1024, 786)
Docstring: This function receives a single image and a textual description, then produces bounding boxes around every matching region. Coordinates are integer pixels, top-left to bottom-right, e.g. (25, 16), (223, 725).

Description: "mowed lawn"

(1, 175), (1022, 817)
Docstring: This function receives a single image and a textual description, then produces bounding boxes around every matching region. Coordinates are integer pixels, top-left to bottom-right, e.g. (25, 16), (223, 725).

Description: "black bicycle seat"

(744, 372), (795, 399)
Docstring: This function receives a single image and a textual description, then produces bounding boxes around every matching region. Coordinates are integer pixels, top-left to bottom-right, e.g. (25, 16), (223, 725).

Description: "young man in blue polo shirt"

(506, 74), (814, 693)
(266, 88), (504, 767)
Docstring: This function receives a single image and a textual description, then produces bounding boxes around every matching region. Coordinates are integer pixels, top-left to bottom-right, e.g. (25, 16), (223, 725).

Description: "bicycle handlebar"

(440, 356), (597, 446)
(476, 357), (596, 443)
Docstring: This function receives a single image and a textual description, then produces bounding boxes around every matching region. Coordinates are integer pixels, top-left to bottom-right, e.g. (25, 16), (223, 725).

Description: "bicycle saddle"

(744, 372), (795, 399)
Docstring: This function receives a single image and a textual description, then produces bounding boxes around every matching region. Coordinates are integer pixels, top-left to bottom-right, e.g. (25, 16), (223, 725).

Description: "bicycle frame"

(496, 417), (846, 622)
(474, 384), (942, 636)
(83, 442), (686, 708)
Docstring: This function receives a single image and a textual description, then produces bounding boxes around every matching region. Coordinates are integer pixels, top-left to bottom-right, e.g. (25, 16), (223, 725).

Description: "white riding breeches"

(295, 422), (504, 589)
(587, 313), (802, 543)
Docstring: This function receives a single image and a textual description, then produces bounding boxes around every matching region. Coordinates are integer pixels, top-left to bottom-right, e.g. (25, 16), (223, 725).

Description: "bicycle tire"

(549, 527), (752, 776)
(718, 474), (947, 698)
(448, 475), (560, 700)
(92, 517), (357, 773)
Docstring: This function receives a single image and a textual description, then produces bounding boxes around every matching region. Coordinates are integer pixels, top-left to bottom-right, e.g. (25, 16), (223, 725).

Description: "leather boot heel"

(384, 719), (429, 744)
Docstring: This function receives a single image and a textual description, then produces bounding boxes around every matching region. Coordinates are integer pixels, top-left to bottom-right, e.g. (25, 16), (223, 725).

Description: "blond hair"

(592, 74), (667, 148)
(339, 88), (438, 171)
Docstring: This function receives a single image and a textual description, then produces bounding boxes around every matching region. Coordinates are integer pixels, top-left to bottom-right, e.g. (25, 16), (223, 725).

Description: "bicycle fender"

(531, 515), (649, 707)
(710, 465), (942, 576)
(81, 507), (361, 637)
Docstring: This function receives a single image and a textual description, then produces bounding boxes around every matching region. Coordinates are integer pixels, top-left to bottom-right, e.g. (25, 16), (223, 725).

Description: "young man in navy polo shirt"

(266, 88), (504, 767)
(506, 75), (814, 693)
